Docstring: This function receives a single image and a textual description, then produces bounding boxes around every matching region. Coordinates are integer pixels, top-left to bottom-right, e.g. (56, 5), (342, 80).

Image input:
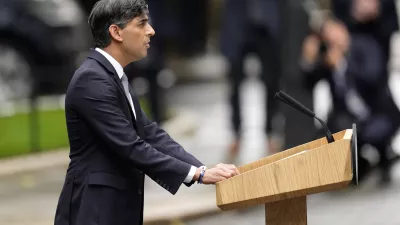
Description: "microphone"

(275, 91), (335, 143)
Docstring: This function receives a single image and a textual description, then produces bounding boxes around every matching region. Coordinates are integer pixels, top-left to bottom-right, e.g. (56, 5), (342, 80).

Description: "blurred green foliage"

(0, 109), (68, 158)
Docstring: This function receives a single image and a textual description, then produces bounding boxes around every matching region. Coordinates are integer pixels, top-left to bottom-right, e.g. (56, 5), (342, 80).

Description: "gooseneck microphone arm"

(275, 91), (335, 143)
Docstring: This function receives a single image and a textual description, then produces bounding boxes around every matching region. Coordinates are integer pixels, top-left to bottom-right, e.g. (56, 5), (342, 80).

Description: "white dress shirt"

(95, 48), (197, 183)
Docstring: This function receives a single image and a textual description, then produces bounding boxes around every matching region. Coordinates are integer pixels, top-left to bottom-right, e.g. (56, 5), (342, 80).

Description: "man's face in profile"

(119, 12), (155, 62)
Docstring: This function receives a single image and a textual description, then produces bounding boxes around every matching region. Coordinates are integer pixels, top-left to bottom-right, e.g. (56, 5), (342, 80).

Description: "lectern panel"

(216, 132), (353, 211)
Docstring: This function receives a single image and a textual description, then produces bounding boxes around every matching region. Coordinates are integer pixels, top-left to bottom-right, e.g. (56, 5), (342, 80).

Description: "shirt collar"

(95, 47), (124, 79)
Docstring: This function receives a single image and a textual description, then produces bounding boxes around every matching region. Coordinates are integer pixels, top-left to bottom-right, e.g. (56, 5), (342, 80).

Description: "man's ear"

(109, 24), (123, 42)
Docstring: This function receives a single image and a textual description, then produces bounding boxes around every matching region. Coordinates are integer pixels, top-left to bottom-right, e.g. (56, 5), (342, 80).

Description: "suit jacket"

(54, 49), (203, 225)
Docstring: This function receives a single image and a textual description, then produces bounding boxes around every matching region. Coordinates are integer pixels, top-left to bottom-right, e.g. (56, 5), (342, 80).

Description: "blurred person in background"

(219, 0), (283, 162)
(332, 0), (397, 72)
(55, 1), (239, 225)
(300, 14), (400, 185)
(333, 0), (400, 184)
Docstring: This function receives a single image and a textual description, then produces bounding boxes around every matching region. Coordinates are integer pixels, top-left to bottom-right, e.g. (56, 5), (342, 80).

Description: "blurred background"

(1, 0), (400, 224)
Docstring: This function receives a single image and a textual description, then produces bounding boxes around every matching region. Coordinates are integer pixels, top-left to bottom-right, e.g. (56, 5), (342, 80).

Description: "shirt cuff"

(183, 166), (197, 183)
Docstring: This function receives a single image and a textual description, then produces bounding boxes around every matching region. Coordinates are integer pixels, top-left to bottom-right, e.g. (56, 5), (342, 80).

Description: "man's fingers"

(213, 164), (240, 177)
(221, 171), (232, 179)
(223, 167), (236, 177)
(204, 168), (237, 184)
(228, 164), (240, 175)
(215, 168), (231, 179)
(217, 174), (228, 181)
(223, 164), (240, 175)
(218, 168), (236, 178)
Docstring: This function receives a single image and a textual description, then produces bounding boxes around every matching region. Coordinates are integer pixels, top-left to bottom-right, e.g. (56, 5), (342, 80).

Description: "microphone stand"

(275, 91), (335, 143)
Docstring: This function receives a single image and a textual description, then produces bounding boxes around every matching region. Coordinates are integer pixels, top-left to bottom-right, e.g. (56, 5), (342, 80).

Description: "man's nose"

(147, 24), (155, 37)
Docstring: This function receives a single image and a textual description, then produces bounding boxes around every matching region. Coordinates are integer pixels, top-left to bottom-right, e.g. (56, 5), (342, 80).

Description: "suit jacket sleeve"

(140, 109), (204, 186)
(71, 68), (192, 195)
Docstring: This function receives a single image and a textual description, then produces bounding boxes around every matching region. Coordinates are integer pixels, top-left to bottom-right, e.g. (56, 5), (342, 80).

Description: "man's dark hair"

(88, 0), (148, 48)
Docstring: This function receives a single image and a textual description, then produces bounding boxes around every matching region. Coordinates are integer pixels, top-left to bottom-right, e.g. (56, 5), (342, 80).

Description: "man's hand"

(193, 163), (240, 184)
(325, 47), (345, 68)
(302, 34), (320, 64)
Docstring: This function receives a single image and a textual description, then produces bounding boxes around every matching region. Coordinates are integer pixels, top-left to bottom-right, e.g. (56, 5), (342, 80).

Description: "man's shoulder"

(66, 58), (113, 99)
(75, 58), (107, 76)
(70, 59), (111, 84)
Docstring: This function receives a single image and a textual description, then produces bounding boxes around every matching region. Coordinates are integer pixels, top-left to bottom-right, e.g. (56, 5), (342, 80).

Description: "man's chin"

(139, 53), (148, 61)
(133, 52), (148, 62)
(140, 49), (148, 57)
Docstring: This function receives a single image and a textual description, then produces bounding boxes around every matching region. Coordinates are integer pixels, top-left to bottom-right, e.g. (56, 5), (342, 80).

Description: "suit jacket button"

(138, 189), (142, 195)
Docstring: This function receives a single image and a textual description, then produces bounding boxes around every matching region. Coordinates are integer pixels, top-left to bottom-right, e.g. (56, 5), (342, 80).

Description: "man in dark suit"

(54, 1), (239, 225)
(219, 0), (283, 161)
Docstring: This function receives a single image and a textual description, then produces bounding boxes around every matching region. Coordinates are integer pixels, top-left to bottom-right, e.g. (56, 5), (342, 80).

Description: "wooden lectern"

(215, 125), (358, 225)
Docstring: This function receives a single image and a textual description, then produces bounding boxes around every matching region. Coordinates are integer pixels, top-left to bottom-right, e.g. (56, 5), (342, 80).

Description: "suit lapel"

(128, 85), (146, 138)
(87, 49), (142, 135)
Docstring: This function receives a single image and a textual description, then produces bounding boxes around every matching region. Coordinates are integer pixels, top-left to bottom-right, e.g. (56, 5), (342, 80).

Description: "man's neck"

(102, 46), (130, 67)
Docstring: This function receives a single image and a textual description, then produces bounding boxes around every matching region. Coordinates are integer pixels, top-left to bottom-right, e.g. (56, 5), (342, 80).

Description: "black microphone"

(275, 91), (335, 143)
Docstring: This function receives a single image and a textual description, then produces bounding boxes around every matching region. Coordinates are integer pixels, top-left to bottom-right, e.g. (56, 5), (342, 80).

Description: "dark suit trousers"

(227, 24), (281, 138)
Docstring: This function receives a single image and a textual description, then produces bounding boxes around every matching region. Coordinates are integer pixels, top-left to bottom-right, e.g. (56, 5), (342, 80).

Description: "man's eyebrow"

(138, 17), (148, 23)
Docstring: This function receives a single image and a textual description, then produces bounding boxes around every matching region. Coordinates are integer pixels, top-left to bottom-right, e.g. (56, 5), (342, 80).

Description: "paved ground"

(1, 75), (400, 224)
